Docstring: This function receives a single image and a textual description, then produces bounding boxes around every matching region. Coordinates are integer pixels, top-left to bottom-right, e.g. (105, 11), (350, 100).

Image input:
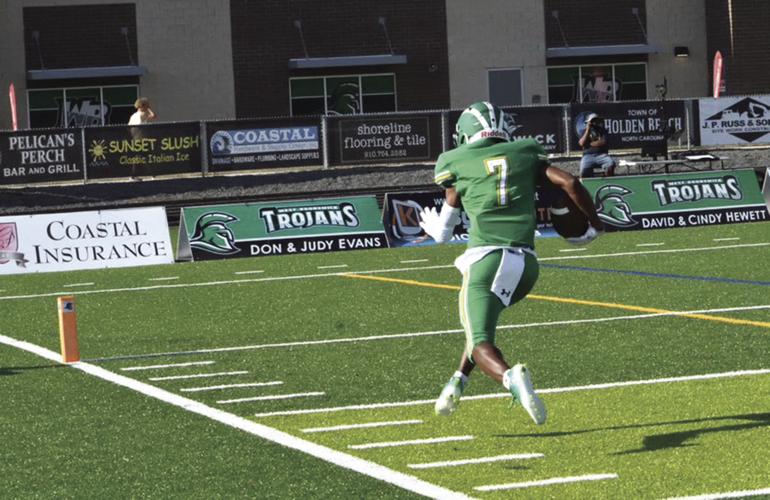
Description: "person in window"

(128, 97), (157, 125)
(578, 113), (615, 178)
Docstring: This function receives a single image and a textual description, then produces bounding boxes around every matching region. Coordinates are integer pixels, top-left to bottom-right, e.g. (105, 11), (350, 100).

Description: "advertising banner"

(84, 122), (201, 178)
(382, 189), (557, 247)
(0, 128), (83, 185)
(206, 118), (322, 171)
(326, 113), (443, 165)
(445, 106), (566, 153)
(570, 100), (686, 151)
(0, 207), (174, 275)
(581, 169), (768, 232)
(177, 196), (388, 261)
(698, 95), (770, 146)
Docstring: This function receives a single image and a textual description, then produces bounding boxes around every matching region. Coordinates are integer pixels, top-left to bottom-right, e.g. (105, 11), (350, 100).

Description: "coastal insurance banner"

(0, 128), (83, 185)
(0, 207), (174, 275)
(698, 95), (770, 146)
(206, 118), (322, 171)
(177, 196), (388, 261)
(84, 122), (201, 178)
(582, 169), (768, 232)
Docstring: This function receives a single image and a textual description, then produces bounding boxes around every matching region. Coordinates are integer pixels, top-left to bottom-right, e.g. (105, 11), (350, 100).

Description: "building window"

(290, 74), (396, 116)
(488, 68), (523, 106)
(547, 63), (646, 103)
(28, 84), (138, 128)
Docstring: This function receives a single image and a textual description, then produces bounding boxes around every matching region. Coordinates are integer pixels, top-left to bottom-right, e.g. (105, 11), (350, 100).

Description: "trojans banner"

(177, 196), (388, 261)
(581, 169), (768, 232)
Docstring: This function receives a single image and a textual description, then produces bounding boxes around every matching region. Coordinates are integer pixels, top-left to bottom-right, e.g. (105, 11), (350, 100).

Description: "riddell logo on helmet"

(480, 131), (507, 138)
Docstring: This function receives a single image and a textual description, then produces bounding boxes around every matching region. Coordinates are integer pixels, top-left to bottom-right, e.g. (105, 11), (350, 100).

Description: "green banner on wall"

(582, 169), (768, 231)
(177, 196), (387, 260)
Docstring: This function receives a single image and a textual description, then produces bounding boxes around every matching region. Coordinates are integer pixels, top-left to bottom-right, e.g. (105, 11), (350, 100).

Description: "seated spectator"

(578, 113), (615, 178)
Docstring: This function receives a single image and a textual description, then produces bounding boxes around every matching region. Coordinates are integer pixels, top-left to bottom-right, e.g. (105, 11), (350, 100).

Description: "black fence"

(2, 95), (768, 186)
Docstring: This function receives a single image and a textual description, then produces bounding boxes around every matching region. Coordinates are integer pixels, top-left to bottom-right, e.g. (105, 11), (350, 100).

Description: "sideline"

(0, 333), (471, 500)
(1, 242), (768, 302)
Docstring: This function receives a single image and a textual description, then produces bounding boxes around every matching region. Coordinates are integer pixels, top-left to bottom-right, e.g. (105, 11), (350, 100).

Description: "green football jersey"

(434, 138), (547, 248)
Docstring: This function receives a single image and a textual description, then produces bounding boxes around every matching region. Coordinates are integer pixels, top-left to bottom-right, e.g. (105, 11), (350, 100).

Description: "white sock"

(454, 371), (469, 387)
(502, 369), (513, 390)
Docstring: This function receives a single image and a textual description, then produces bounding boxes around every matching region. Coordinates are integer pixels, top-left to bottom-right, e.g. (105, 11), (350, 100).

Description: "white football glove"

(566, 225), (603, 245)
(419, 204), (461, 244)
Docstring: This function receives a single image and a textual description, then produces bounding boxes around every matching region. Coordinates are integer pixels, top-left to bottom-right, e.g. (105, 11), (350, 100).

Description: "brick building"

(0, 0), (768, 130)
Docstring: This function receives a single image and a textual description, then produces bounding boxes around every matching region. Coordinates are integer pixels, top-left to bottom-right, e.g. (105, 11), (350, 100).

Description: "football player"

(420, 102), (604, 424)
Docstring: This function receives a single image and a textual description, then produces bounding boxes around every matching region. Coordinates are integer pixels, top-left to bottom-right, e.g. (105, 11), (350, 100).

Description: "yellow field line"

(343, 273), (770, 329)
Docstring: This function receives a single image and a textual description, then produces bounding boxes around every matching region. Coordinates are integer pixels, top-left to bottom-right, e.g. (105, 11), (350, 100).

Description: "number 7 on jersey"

(484, 156), (509, 206)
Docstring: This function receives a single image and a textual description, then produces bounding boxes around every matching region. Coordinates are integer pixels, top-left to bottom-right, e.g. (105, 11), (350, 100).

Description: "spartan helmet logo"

(189, 212), (240, 255)
(595, 185), (637, 227)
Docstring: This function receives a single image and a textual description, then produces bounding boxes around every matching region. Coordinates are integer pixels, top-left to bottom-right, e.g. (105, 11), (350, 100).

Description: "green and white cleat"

(434, 376), (465, 416)
(505, 364), (547, 425)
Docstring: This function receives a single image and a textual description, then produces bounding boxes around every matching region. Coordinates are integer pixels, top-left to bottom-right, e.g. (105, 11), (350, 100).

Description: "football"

(549, 193), (589, 238)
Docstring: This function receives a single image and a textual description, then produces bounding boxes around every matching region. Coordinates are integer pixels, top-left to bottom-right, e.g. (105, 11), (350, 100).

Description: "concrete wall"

(446, 1), (547, 108)
(0, 0), (235, 130)
(646, 0), (709, 98)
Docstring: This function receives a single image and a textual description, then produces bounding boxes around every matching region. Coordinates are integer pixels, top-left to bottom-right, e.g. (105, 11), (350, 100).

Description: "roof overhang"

(546, 44), (658, 58)
(27, 65), (146, 80)
(288, 54), (407, 69)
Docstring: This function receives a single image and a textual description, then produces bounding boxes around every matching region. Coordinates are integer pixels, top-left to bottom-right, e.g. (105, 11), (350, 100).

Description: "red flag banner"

(712, 51), (723, 98)
(9, 83), (18, 131)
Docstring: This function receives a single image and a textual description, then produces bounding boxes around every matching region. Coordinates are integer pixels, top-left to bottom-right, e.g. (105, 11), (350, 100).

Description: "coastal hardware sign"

(570, 100), (686, 151)
(0, 207), (174, 275)
(445, 106), (566, 153)
(0, 128), (83, 185)
(327, 113), (443, 165)
(581, 169), (768, 232)
(84, 122), (201, 178)
(177, 196), (388, 261)
(206, 118), (322, 171)
(382, 189), (557, 247)
(698, 95), (770, 145)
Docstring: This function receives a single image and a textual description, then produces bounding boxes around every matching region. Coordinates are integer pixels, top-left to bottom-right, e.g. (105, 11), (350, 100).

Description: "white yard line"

(217, 392), (324, 404)
(558, 248), (587, 252)
(88, 304), (770, 362)
(253, 368), (770, 418)
(148, 277), (179, 281)
(636, 243), (665, 247)
(303, 419), (423, 434)
(62, 282), (94, 287)
(475, 473), (618, 491)
(121, 361), (214, 371)
(180, 381), (283, 393)
(149, 371), (248, 381)
(667, 487), (770, 500)
(234, 270), (264, 275)
(0, 334), (470, 500)
(713, 238), (740, 242)
(349, 436), (473, 450)
(3, 242), (768, 303)
(317, 264), (348, 269)
(400, 259), (428, 263)
(409, 453), (544, 469)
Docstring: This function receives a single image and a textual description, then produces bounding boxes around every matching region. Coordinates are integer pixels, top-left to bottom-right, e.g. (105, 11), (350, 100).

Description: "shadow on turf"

(0, 364), (64, 376)
(495, 412), (770, 454)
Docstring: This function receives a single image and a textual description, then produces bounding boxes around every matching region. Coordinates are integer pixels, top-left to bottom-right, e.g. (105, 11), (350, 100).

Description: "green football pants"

(459, 249), (539, 358)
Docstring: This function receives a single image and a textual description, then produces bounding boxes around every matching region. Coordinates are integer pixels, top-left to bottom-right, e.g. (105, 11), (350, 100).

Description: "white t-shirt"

(128, 110), (147, 125)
